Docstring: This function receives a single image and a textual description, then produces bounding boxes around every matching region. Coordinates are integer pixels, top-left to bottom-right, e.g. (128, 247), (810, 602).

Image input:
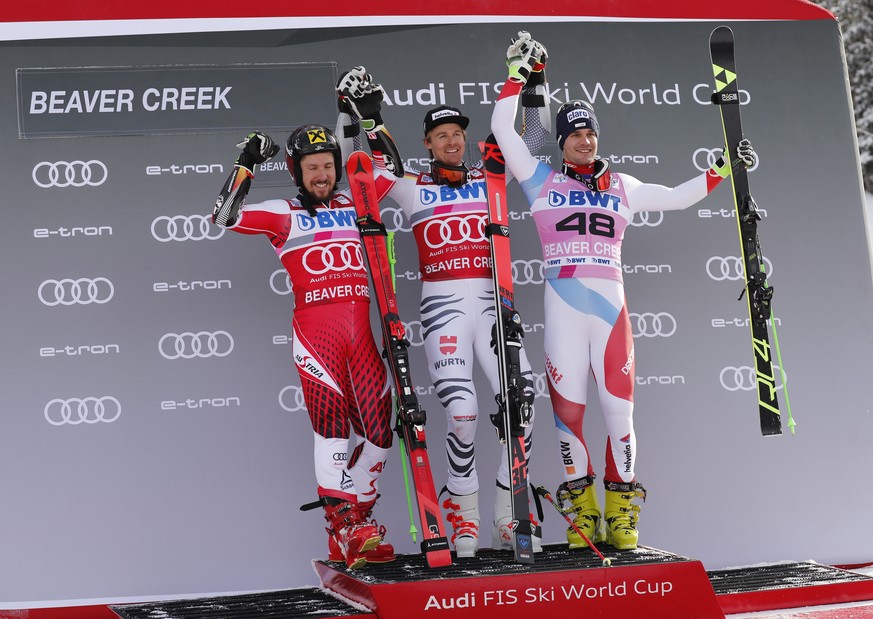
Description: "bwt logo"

(512, 259), (545, 285)
(692, 147), (759, 173)
(629, 312), (677, 338)
(151, 214), (224, 242)
(158, 331), (234, 359)
(44, 396), (121, 426)
(719, 365), (786, 392)
(706, 256), (774, 282)
(32, 160), (107, 188)
(279, 385), (306, 412)
(38, 277), (114, 306)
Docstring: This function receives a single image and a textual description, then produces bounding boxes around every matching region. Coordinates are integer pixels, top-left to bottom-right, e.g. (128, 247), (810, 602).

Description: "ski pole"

(386, 229), (420, 541)
(533, 484), (612, 567)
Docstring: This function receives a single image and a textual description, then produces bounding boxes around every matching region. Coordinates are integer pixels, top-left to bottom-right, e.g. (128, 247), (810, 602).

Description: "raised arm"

(491, 32), (549, 185)
(212, 131), (279, 227)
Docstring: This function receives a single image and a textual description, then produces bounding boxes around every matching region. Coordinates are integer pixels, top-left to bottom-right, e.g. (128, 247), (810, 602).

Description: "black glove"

(235, 132), (279, 170)
(337, 66), (385, 131)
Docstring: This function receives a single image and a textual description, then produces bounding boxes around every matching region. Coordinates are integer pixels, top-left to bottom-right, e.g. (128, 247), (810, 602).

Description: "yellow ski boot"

(603, 481), (647, 550)
(559, 476), (605, 549)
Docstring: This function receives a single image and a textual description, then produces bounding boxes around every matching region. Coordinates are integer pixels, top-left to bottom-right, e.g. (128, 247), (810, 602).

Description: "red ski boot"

(323, 499), (381, 569)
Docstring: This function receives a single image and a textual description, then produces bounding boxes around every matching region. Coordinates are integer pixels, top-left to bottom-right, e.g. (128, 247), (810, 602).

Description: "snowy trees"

(814, 0), (873, 190)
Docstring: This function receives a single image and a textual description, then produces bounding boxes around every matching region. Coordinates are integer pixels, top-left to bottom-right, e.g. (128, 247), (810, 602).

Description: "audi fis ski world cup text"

(423, 579), (674, 610)
(359, 79), (750, 108)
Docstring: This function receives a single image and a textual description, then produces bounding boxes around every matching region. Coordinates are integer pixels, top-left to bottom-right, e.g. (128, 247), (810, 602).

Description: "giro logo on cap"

(307, 128), (327, 144)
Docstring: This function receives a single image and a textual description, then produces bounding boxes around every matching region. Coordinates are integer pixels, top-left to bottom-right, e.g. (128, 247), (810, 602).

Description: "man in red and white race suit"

(334, 62), (551, 558)
(211, 125), (394, 569)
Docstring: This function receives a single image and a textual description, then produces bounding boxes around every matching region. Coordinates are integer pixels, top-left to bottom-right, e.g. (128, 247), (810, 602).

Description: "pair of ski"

(347, 142), (536, 566)
(710, 25), (792, 436)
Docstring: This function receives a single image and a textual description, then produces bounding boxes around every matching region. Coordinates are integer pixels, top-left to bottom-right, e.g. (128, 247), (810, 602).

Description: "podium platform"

(313, 544), (725, 618)
(8, 546), (873, 619)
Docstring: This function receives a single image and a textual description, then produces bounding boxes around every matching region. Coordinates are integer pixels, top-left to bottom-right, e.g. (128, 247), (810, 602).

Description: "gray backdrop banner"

(1, 19), (871, 606)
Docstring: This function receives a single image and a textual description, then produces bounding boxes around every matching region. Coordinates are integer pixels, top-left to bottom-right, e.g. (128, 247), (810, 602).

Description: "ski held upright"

(346, 150), (453, 566)
(709, 25), (782, 436)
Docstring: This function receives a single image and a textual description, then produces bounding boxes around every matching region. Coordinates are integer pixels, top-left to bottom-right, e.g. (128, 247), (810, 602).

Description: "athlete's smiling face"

(424, 122), (466, 167)
(300, 152), (336, 201)
(562, 128), (599, 167)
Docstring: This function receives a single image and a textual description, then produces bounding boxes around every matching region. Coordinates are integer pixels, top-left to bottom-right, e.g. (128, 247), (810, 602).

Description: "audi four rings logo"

(629, 312), (677, 338)
(44, 397), (121, 426)
(381, 206), (411, 233)
(512, 259), (545, 285)
(706, 256), (774, 281)
(719, 366), (785, 391)
(302, 242), (365, 275)
(692, 147), (759, 173)
(279, 385), (307, 412)
(38, 277), (114, 306)
(151, 215), (224, 242)
(270, 269), (293, 295)
(629, 211), (664, 227)
(159, 331), (234, 359)
(530, 372), (549, 399)
(423, 215), (486, 249)
(33, 160), (108, 188)
(401, 320), (426, 347)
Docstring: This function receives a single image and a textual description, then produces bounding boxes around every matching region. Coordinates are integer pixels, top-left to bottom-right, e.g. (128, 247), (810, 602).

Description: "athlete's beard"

(298, 186), (335, 216)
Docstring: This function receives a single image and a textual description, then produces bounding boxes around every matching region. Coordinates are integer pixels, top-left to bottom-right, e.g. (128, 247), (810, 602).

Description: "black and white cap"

(423, 105), (470, 136)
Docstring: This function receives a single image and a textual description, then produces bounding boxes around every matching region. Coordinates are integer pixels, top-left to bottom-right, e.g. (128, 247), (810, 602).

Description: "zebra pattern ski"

(480, 135), (535, 564)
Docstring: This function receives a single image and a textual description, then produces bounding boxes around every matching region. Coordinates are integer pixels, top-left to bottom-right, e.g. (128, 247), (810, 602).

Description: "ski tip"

(425, 549), (453, 568)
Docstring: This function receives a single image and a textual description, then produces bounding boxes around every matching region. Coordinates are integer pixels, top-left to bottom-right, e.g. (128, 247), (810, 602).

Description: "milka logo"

(548, 189), (621, 211)
(566, 109), (590, 122)
(296, 209), (357, 231)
